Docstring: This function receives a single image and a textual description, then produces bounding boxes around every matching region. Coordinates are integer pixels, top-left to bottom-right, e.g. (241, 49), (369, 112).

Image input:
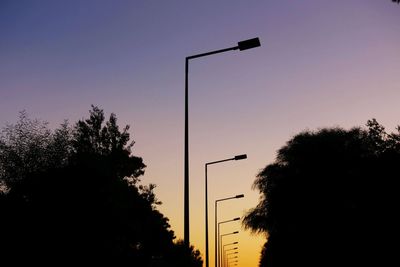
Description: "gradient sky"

(1, 1), (399, 266)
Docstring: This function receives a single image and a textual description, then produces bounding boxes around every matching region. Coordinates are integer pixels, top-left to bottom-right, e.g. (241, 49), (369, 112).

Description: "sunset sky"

(1, 1), (399, 266)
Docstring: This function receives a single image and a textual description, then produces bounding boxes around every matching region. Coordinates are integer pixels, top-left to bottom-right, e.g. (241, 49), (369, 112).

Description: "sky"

(1, 1), (399, 266)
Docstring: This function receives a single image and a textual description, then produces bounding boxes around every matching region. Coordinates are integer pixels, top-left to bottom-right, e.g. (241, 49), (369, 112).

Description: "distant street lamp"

(228, 256), (238, 264)
(205, 155), (246, 267)
(223, 247), (238, 267)
(226, 251), (238, 265)
(226, 255), (238, 267)
(223, 241), (238, 248)
(220, 231), (239, 267)
(215, 195), (244, 267)
(224, 247), (238, 253)
(226, 251), (238, 257)
(227, 259), (239, 267)
(222, 243), (238, 267)
(184, 38), (261, 254)
(217, 217), (240, 267)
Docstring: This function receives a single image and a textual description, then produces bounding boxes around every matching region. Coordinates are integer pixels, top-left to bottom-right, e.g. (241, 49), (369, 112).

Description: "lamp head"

(234, 154), (247, 160)
(238, 38), (261, 51)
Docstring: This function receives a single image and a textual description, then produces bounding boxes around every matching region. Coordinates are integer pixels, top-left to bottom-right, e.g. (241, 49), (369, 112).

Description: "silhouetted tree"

(152, 240), (203, 267)
(0, 111), (71, 189)
(243, 121), (399, 266)
(0, 107), (202, 266)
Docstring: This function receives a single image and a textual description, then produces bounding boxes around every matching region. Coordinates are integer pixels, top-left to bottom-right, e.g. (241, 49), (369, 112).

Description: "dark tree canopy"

(0, 107), (202, 266)
(0, 111), (71, 188)
(243, 120), (399, 266)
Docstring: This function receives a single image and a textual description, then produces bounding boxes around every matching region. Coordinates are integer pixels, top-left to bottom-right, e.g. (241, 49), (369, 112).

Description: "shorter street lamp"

(228, 256), (238, 262)
(220, 231), (238, 267)
(207, 155), (246, 267)
(215, 195), (244, 267)
(217, 217), (240, 267)
(222, 247), (238, 267)
(222, 241), (237, 266)
(226, 251), (238, 266)
(218, 217), (240, 264)
(226, 251), (238, 257)
(226, 256), (238, 267)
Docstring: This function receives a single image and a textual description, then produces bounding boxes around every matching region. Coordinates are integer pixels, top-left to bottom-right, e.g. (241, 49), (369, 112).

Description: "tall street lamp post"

(184, 38), (261, 252)
(205, 155), (246, 267)
(215, 195), (244, 267)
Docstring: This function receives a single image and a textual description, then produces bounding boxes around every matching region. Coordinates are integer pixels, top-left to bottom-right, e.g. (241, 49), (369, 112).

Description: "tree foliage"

(0, 107), (202, 266)
(243, 120), (400, 266)
(0, 111), (71, 188)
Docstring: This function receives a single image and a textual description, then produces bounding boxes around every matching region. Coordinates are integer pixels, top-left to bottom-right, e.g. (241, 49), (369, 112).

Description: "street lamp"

(220, 231), (239, 267)
(223, 241), (238, 248)
(226, 251), (238, 265)
(223, 247), (238, 267)
(226, 255), (238, 267)
(228, 259), (239, 267)
(205, 156), (246, 267)
(217, 217), (240, 267)
(227, 251), (238, 257)
(215, 195), (244, 267)
(222, 242), (238, 267)
(184, 37), (261, 251)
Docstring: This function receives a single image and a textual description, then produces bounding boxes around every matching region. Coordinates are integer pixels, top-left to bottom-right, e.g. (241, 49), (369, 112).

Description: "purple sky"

(1, 1), (399, 266)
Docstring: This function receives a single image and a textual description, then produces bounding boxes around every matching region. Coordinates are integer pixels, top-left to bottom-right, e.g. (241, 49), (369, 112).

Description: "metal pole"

(219, 223), (221, 267)
(215, 200), (218, 267)
(184, 58), (189, 247)
(220, 233), (223, 267)
(205, 164), (209, 267)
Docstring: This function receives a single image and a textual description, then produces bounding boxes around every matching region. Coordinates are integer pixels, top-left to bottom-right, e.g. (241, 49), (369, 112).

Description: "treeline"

(0, 106), (202, 266)
(243, 119), (400, 266)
